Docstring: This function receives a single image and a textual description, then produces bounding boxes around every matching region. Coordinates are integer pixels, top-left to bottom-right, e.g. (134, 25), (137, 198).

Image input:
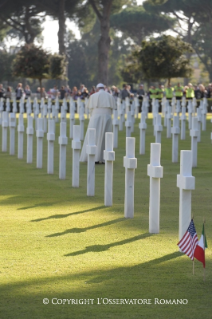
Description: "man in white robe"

(80, 83), (116, 163)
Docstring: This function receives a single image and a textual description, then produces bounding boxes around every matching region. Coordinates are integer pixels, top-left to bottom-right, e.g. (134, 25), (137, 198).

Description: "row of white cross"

(1, 109), (199, 241)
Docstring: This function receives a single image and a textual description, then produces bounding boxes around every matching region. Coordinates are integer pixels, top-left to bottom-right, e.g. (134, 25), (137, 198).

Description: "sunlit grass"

(0, 114), (212, 319)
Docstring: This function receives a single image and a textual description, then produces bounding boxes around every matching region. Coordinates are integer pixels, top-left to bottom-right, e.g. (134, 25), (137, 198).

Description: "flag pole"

(203, 218), (205, 282)
(192, 215), (194, 275)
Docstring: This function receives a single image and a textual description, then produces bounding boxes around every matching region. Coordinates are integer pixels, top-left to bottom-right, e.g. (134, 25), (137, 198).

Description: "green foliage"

(50, 54), (67, 80)
(0, 1), (44, 44)
(0, 51), (16, 82)
(146, 0), (168, 5)
(0, 115), (212, 319)
(122, 35), (193, 82)
(12, 44), (50, 81)
(67, 40), (90, 88)
(12, 44), (66, 84)
(192, 24), (212, 82)
(66, 19), (134, 88)
(110, 5), (175, 44)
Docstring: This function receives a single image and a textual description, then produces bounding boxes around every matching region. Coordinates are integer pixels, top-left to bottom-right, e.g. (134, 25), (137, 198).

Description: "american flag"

(177, 219), (199, 260)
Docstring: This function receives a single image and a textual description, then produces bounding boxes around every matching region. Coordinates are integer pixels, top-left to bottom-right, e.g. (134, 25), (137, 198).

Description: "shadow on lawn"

(46, 217), (125, 237)
(18, 202), (56, 210)
(0, 251), (186, 294)
(31, 205), (106, 222)
(64, 233), (152, 256)
(86, 251), (183, 284)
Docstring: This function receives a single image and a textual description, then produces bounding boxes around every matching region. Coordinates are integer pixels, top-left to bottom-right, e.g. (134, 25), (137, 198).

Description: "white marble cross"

(47, 119), (55, 174)
(42, 104), (48, 133)
(58, 122), (68, 179)
(86, 128), (96, 196)
(55, 98), (59, 123)
(155, 114), (163, 144)
(47, 98), (52, 119)
(17, 113), (24, 159)
(187, 100), (193, 130)
(147, 143), (163, 233)
(9, 113), (16, 155)
(118, 102), (124, 131)
(72, 125), (81, 187)
(85, 98), (90, 119)
(113, 109), (119, 148)
(6, 98), (10, 112)
(123, 137), (137, 218)
(12, 98), (17, 114)
(171, 115), (180, 163)
(125, 97), (130, 113)
(79, 106), (85, 141)
(180, 106), (186, 140)
(201, 100), (207, 131)
(125, 111), (131, 138)
(166, 106), (172, 138)
(103, 132), (115, 206)
(139, 113), (147, 155)
(134, 96), (140, 118)
(164, 100), (169, 127)
(69, 103), (75, 139)
(197, 108), (202, 142)
(190, 117), (198, 167)
(36, 118), (44, 168)
(2, 111), (8, 152)
(130, 101), (135, 133)
(26, 115), (34, 163)
(177, 150), (195, 241)
(176, 100), (181, 117)
(60, 105), (66, 123)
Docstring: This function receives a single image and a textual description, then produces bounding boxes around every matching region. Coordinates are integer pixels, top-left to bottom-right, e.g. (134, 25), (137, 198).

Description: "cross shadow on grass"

(46, 217), (125, 237)
(64, 233), (152, 257)
(18, 202), (56, 210)
(30, 205), (106, 222)
(86, 251), (183, 284)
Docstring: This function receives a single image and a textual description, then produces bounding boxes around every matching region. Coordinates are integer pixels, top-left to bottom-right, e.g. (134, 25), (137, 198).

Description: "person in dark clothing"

(59, 86), (66, 100)
(0, 84), (5, 98)
(15, 83), (24, 100)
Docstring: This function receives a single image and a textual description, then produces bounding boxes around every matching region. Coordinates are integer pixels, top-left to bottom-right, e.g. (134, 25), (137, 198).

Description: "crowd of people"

(0, 82), (212, 101)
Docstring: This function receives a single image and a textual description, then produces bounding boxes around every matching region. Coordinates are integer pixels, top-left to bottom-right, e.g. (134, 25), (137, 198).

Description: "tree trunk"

(39, 79), (42, 99)
(58, 0), (67, 86)
(98, 16), (111, 85)
(24, 5), (36, 44)
(89, 0), (113, 86)
(184, 17), (193, 86)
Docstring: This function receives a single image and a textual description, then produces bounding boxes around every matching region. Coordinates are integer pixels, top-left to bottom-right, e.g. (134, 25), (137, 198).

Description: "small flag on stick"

(194, 222), (208, 268)
(177, 219), (198, 260)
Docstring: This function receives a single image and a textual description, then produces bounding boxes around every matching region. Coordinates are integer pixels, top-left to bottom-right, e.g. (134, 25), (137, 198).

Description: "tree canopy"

(122, 35), (193, 84)
(110, 5), (175, 44)
(12, 44), (66, 88)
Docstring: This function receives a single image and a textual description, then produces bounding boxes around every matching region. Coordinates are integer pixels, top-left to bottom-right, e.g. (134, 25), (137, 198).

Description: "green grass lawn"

(0, 114), (212, 319)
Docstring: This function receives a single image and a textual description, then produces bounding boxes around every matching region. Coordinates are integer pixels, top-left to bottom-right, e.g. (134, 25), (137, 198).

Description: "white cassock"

(80, 89), (116, 162)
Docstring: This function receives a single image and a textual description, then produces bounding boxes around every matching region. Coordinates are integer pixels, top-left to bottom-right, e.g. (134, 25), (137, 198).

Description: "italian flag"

(194, 223), (208, 268)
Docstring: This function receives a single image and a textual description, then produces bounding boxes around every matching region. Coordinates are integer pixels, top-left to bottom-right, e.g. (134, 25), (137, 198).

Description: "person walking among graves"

(80, 83), (116, 164)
